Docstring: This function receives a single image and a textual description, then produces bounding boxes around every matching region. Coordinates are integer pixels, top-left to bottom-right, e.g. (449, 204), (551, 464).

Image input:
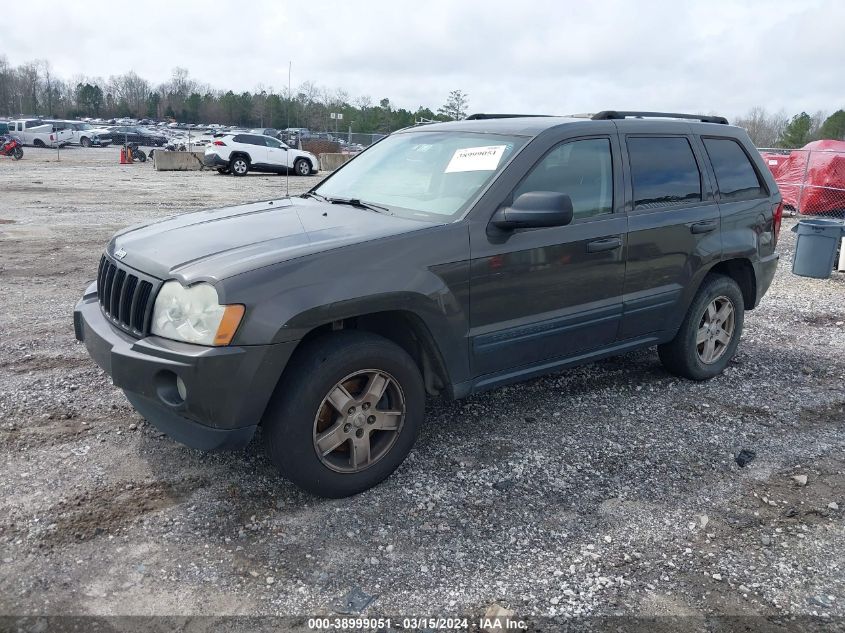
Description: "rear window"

(703, 137), (766, 201)
(628, 137), (702, 209)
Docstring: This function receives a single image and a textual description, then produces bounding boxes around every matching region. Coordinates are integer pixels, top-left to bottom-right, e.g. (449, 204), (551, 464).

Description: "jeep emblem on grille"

(114, 248), (127, 259)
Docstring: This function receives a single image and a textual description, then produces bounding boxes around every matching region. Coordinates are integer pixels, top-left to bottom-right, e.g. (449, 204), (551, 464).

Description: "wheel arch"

(282, 310), (453, 399)
(666, 257), (758, 340)
(294, 155), (312, 171)
(707, 258), (757, 310)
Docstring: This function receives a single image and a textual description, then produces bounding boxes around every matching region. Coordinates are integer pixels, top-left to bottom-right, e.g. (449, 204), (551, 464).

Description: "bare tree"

(0, 55), (13, 115)
(109, 71), (151, 117)
(734, 106), (788, 147)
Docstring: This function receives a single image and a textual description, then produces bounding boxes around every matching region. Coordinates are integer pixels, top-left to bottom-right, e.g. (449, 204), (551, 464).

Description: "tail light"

(773, 202), (783, 243)
(213, 140), (226, 146)
(50, 134), (55, 141)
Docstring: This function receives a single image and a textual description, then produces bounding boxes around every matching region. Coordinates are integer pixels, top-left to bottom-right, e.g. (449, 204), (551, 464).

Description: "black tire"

(217, 167), (231, 175)
(230, 155), (249, 176)
(33, 139), (46, 148)
(134, 149), (147, 163)
(80, 137), (92, 148)
(658, 274), (745, 380)
(294, 158), (311, 176)
(263, 331), (425, 498)
(12, 147), (23, 160)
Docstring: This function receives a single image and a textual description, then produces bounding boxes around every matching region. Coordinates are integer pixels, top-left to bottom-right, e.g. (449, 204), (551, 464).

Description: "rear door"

(234, 135), (268, 165)
(618, 125), (721, 339)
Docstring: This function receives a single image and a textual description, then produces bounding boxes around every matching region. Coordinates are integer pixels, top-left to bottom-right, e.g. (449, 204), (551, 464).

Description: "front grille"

(97, 255), (157, 336)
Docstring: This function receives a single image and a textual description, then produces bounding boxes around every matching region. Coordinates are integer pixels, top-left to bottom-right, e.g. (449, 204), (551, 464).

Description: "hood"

(108, 197), (438, 284)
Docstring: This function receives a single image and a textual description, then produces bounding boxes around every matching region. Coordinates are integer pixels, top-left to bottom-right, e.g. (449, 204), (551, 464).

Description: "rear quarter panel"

(702, 131), (781, 264)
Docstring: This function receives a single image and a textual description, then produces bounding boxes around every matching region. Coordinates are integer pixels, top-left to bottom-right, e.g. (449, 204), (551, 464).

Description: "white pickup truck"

(6, 119), (73, 148)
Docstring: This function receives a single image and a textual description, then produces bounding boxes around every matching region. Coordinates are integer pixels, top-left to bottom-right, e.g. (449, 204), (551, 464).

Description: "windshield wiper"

(327, 197), (393, 215)
(301, 191), (327, 201)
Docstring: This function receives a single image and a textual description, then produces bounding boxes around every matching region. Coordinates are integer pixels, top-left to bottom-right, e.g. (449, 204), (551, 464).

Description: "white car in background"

(48, 120), (113, 147)
(203, 132), (319, 176)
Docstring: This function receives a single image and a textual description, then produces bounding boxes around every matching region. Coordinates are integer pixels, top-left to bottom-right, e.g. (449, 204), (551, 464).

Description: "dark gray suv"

(74, 111), (782, 497)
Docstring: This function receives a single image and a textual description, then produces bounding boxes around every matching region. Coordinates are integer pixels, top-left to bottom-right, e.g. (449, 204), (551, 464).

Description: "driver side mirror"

(490, 191), (574, 231)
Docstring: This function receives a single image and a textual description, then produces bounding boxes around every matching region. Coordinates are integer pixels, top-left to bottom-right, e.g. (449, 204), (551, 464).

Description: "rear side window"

(628, 137), (702, 209)
(235, 135), (264, 145)
(514, 138), (614, 219)
(703, 137), (766, 201)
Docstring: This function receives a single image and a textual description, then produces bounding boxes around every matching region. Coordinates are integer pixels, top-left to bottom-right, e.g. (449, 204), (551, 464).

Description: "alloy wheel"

(312, 369), (406, 473)
(696, 295), (735, 364)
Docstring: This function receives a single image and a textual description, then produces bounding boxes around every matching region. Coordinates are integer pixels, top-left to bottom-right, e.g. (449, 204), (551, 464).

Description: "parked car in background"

(249, 128), (280, 138)
(100, 126), (167, 147)
(203, 133), (319, 176)
(46, 120), (113, 147)
(5, 119), (73, 148)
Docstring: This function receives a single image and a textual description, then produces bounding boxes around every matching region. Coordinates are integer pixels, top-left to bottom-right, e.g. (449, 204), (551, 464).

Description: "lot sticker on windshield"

(444, 145), (507, 173)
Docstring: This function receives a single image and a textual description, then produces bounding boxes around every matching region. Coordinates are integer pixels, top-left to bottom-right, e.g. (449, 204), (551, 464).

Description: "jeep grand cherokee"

(74, 111), (781, 497)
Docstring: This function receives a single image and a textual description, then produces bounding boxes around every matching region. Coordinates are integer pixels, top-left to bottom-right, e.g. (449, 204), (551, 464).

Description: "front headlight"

(151, 281), (244, 346)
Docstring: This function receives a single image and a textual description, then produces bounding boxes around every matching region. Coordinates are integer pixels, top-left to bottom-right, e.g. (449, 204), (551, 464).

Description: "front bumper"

(74, 282), (297, 450)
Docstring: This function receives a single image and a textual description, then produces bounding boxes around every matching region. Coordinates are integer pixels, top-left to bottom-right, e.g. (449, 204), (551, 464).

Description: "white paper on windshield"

(444, 145), (507, 173)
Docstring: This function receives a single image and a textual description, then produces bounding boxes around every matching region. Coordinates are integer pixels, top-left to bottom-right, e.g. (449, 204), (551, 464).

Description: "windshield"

(78, 123), (92, 130)
(313, 131), (526, 220)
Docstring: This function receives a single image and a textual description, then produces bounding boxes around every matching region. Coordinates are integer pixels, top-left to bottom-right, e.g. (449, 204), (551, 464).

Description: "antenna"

(285, 61), (291, 199)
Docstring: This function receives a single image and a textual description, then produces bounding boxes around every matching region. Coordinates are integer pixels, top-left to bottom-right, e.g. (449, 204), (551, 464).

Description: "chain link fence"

(759, 146), (845, 218)
(283, 130), (386, 154)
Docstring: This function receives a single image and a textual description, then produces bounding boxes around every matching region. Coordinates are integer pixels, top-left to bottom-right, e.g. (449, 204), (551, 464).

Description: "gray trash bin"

(791, 218), (845, 279)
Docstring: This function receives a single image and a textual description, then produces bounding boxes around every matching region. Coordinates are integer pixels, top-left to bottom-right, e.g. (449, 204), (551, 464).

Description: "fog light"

(154, 370), (185, 407)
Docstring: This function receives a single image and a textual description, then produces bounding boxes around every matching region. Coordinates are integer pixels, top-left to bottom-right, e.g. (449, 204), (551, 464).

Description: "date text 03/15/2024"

(307, 616), (528, 630)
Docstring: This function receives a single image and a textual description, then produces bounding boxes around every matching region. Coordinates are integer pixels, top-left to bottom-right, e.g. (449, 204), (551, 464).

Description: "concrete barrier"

(153, 151), (206, 171)
(318, 153), (354, 172)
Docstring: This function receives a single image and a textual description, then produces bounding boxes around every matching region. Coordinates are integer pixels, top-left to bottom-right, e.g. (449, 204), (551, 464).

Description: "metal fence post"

(798, 149), (812, 214)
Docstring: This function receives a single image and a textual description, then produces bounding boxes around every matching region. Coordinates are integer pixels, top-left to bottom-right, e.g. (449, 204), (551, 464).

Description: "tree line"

(728, 107), (844, 148)
(2, 57), (842, 146)
(0, 58), (468, 134)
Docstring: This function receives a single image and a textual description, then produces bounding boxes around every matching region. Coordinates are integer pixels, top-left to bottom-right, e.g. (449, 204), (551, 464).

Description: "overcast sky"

(4, 0), (844, 119)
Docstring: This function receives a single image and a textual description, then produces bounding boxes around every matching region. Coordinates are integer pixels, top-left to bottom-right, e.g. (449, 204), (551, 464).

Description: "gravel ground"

(0, 147), (843, 629)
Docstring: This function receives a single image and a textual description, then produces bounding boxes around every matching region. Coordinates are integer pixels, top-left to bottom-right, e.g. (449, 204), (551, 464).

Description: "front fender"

(220, 224), (472, 384)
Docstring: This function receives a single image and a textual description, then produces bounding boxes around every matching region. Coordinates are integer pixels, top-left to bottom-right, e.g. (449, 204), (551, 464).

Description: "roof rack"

(464, 113), (554, 120)
(591, 111), (729, 125)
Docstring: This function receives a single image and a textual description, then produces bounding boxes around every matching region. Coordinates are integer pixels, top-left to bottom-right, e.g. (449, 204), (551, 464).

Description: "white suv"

(203, 133), (319, 177)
